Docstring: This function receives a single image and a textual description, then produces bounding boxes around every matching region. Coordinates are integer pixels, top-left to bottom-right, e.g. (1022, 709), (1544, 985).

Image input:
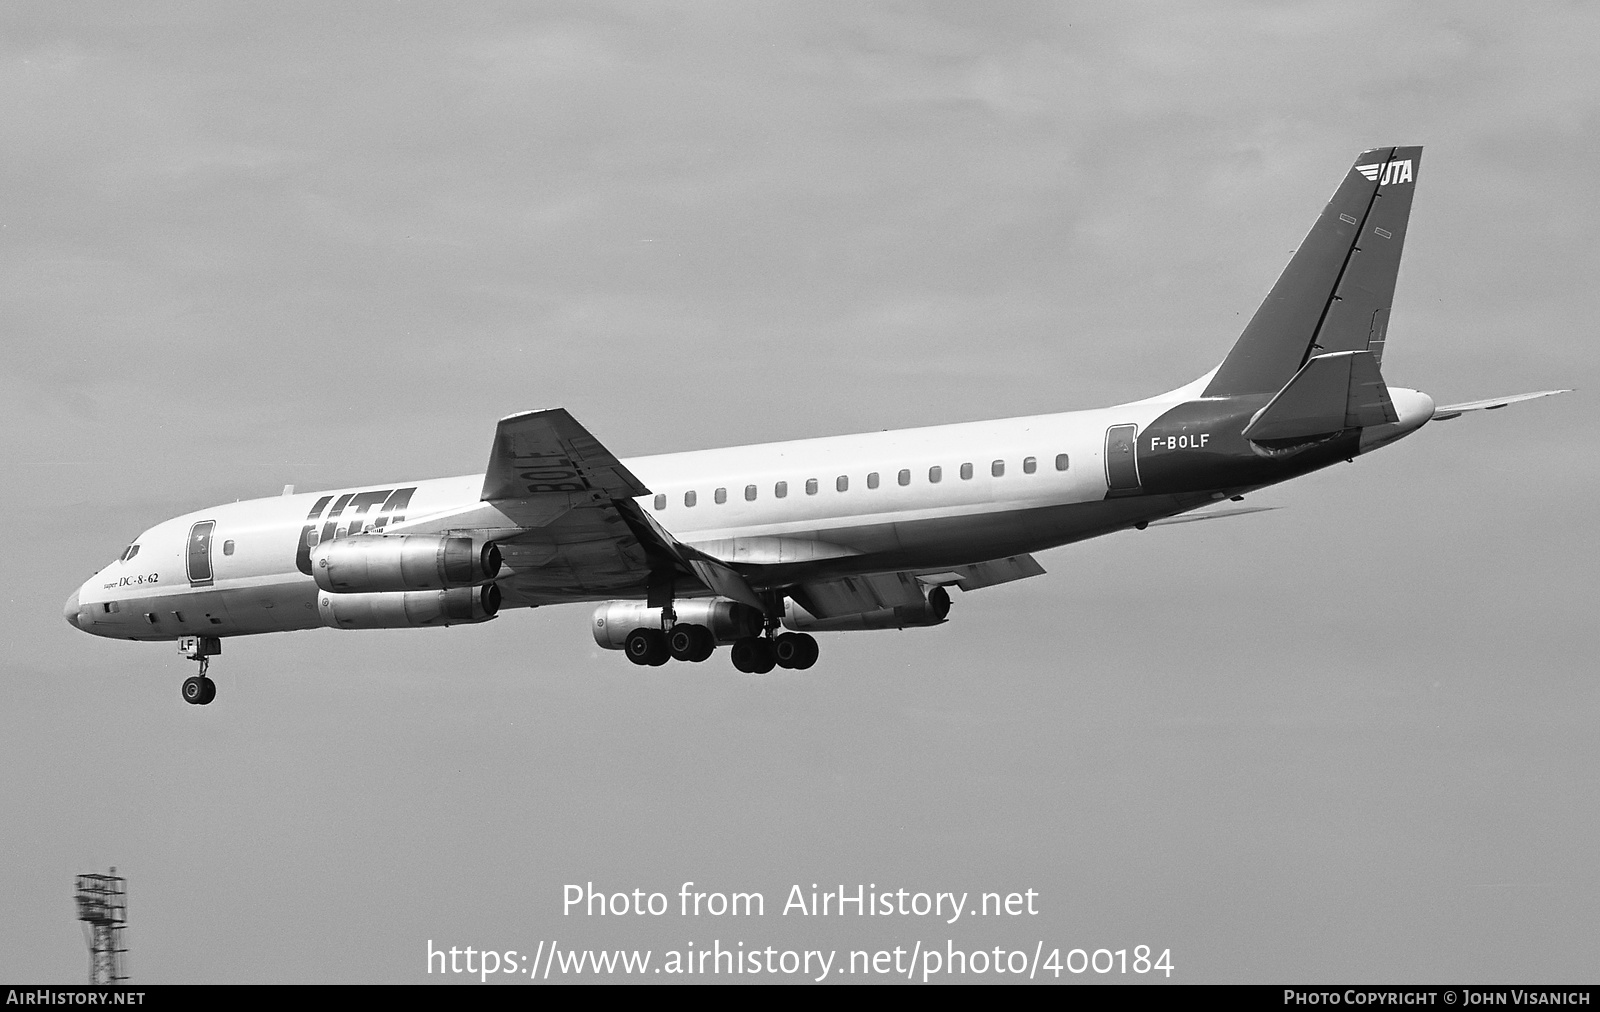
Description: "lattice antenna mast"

(74, 869), (128, 984)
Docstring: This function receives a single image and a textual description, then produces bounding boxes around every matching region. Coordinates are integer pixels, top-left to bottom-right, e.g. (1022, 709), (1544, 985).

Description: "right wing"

(1146, 505), (1279, 527)
(789, 555), (1046, 620)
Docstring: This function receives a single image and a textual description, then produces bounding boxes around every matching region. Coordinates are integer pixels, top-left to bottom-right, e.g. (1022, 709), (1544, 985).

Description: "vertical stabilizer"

(1205, 146), (1422, 397)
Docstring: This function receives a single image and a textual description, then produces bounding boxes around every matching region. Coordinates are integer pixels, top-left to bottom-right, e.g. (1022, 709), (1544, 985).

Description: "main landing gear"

(178, 636), (221, 705)
(623, 626), (819, 673)
(731, 632), (819, 673)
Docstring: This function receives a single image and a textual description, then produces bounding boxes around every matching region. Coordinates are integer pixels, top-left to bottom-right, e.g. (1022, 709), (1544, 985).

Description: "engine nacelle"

(781, 585), (951, 632)
(591, 598), (763, 650)
(310, 535), (501, 594)
(317, 584), (501, 630)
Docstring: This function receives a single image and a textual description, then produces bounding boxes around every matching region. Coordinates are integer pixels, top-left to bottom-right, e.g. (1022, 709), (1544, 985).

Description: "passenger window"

(744, 485), (757, 501)
(223, 540), (235, 556)
(305, 528), (320, 548)
(867, 472), (879, 489)
(929, 466), (942, 483)
(960, 463), (973, 480)
(1056, 453), (1070, 471)
(898, 469), (911, 486)
(992, 460), (1005, 477)
(654, 494), (666, 511)
(1023, 456), (1037, 474)
(715, 487), (727, 504)
(684, 490), (697, 507)
(806, 479), (818, 495)
(836, 475), (849, 492)
(775, 481), (788, 498)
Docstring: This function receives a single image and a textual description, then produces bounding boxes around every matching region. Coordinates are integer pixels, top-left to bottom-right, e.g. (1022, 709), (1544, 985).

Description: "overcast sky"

(2, 2), (1595, 984)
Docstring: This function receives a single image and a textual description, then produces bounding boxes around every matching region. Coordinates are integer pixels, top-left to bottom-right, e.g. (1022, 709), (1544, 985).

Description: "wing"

(790, 554), (1046, 620)
(481, 408), (651, 501)
(392, 409), (762, 609)
(1431, 389), (1571, 421)
(1146, 505), (1280, 527)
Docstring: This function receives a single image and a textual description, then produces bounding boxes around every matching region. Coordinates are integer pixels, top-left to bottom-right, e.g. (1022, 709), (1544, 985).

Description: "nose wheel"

(178, 636), (222, 706)
(182, 673), (217, 705)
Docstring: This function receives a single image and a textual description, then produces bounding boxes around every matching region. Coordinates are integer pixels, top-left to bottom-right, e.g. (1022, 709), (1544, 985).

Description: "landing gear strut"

(178, 636), (221, 705)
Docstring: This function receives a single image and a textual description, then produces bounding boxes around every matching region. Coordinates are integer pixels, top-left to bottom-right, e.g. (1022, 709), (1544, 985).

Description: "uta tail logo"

(1355, 159), (1414, 185)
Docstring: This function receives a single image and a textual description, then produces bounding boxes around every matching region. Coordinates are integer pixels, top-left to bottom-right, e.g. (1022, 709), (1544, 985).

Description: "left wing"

(391, 409), (762, 608)
(484, 410), (764, 609)
(481, 408), (651, 502)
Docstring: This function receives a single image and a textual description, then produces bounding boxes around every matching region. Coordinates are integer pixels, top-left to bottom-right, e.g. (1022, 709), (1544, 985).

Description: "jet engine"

(310, 535), (501, 594)
(590, 598), (763, 650)
(781, 585), (951, 632)
(316, 583), (501, 629)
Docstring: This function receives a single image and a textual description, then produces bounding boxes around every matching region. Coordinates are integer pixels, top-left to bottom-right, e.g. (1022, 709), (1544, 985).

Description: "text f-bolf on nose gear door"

(187, 520), (216, 587)
(1104, 424), (1142, 496)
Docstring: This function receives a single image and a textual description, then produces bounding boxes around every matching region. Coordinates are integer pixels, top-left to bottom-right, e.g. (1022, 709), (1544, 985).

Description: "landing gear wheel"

(774, 633), (819, 670)
(692, 626), (715, 662)
(730, 637), (776, 674)
(182, 675), (215, 705)
(668, 624), (714, 662)
(624, 628), (669, 667)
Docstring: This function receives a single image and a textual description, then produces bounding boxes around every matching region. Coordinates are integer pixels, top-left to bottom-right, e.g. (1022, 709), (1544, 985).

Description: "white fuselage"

(64, 376), (1435, 643)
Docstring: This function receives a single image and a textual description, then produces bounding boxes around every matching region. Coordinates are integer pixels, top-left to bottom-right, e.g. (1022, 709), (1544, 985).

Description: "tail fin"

(1204, 146), (1422, 398)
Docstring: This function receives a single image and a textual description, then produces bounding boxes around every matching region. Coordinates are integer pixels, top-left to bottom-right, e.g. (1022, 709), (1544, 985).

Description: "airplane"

(63, 146), (1567, 705)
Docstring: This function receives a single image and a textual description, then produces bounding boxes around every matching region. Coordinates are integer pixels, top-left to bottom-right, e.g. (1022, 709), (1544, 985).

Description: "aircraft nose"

(64, 589), (81, 629)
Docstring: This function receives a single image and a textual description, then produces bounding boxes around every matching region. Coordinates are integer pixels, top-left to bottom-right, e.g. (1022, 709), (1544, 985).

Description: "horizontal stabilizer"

(1432, 389), (1571, 421)
(1242, 350), (1397, 442)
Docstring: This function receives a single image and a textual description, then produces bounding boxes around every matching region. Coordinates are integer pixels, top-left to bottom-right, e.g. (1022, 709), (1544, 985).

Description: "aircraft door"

(1105, 424), (1142, 495)
(187, 520), (216, 587)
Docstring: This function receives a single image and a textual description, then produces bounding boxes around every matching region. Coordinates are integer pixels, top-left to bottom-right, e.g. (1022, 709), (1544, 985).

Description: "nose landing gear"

(178, 636), (221, 705)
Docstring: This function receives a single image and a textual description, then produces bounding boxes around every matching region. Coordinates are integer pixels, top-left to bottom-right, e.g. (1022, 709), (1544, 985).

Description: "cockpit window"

(120, 544), (141, 562)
